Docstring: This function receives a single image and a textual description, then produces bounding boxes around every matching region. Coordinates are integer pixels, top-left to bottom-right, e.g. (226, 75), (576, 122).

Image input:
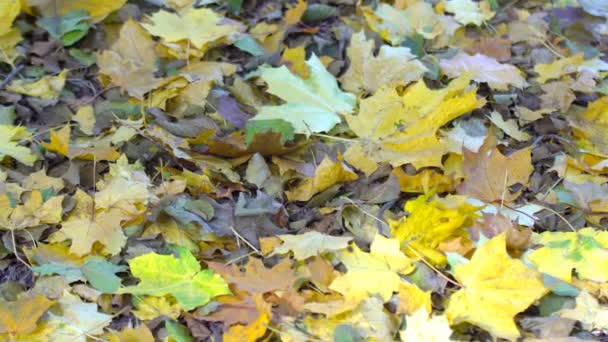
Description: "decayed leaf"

(400, 309), (453, 342)
(250, 54), (356, 135)
(286, 155), (358, 201)
(560, 291), (608, 330)
(390, 194), (478, 266)
(118, 248), (230, 311)
(457, 135), (533, 202)
(270, 231), (352, 260)
(142, 7), (241, 53)
(445, 0), (495, 26)
(0, 125), (37, 166)
(446, 234), (548, 340)
(528, 228), (608, 283)
(7, 70), (67, 100)
(330, 234), (414, 303)
(0, 295), (54, 335)
(97, 20), (163, 99)
(345, 74), (485, 170)
(340, 31), (426, 94)
(440, 52), (527, 90)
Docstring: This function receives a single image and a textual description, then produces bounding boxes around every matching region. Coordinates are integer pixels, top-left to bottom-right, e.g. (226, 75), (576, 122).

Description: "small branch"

(0, 64), (24, 90)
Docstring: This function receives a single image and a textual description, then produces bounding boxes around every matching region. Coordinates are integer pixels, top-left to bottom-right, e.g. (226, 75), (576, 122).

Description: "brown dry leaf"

(457, 135), (533, 202)
(208, 258), (297, 294)
(97, 20), (164, 99)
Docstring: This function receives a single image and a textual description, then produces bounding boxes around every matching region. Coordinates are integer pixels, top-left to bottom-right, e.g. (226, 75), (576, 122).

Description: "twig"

(0, 64), (24, 90)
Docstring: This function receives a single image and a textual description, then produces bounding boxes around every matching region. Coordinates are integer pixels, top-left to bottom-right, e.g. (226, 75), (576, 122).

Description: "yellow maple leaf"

(142, 7), (241, 53)
(223, 294), (271, 342)
(445, 0), (495, 26)
(286, 155), (358, 201)
(7, 70), (67, 100)
(41, 124), (70, 157)
(534, 53), (584, 84)
(569, 96), (608, 155)
(345, 74), (485, 170)
(21, 0), (126, 23)
(2, 190), (63, 230)
(0, 125), (37, 166)
(97, 20), (164, 99)
(390, 193), (478, 266)
(0, 0), (20, 36)
(446, 234), (548, 340)
(330, 234), (414, 303)
(396, 281), (432, 316)
(132, 295), (181, 321)
(340, 31), (426, 94)
(281, 45), (309, 78)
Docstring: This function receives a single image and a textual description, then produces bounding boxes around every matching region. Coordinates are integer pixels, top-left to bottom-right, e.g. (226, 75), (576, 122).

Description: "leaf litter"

(3, 0), (608, 341)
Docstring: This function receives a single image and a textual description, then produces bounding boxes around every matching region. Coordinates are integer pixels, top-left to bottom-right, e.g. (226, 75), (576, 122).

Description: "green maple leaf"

(117, 247), (230, 311)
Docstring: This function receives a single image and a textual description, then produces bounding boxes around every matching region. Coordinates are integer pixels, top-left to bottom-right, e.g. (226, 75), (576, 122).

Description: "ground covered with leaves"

(4, 0), (608, 341)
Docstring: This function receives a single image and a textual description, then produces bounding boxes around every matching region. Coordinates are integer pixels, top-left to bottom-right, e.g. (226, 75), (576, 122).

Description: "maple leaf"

(0, 125), (36, 166)
(118, 247), (230, 311)
(286, 155), (358, 201)
(439, 52), (527, 90)
(0, 295), (54, 336)
(569, 96), (608, 155)
(390, 194), (479, 266)
(41, 124), (70, 157)
(22, 0), (126, 22)
(362, 2), (448, 44)
(445, 0), (495, 26)
(142, 7), (241, 52)
(528, 227), (608, 283)
(132, 296), (181, 321)
(208, 258), (297, 294)
(270, 231), (352, 260)
(223, 294), (271, 342)
(446, 234), (548, 340)
(0, 0), (20, 36)
(560, 291), (608, 330)
(534, 53), (584, 84)
(340, 31), (426, 94)
(457, 135), (533, 202)
(249, 54), (356, 135)
(97, 19), (163, 99)
(400, 309), (453, 342)
(7, 70), (67, 100)
(0, 190), (63, 230)
(345, 74), (485, 170)
(47, 291), (112, 341)
(330, 234), (414, 303)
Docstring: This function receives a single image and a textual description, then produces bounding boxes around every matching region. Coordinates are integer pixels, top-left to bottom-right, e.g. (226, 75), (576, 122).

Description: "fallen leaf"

(0, 125), (37, 166)
(270, 231), (352, 260)
(340, 31), (426, 94)
(446, 234), (548, 340)
(400, 308), (453, 342)
(440, 52), (527, 90)
(345, 74), (485, 169)
(330, 234), (414, 303)
(97, 20), (163, 99)
(0, 295), (54, 335)
(457, 135), (533, 202)
(117, 248), (230, 311)
(286, 155), (358, 201)
(249, 54), (356, 135)
(208, 258), (297, 294)
(534, 53), (584, 84)
(560, 291), (608, 330)
(445, 0), (495, 26)
(7, 70), (67, 100)
(528, 227), (608, 283)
